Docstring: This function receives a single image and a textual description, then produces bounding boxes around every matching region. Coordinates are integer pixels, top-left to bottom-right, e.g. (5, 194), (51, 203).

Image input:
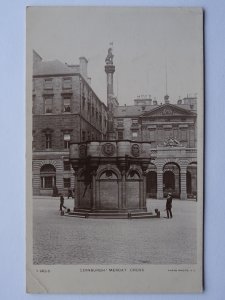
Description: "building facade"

(113, 95), (197, 200)
(32, 49), (197, 200)
(32, 51), (108, 195)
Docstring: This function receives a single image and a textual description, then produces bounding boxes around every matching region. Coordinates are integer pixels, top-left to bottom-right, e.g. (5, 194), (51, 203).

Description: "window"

(64, 161), (70, 171)
(63, 178), (71, 188)
(149, 130), (156, 141)
(117, 118), (124, 127)
(45, 98), (52, 113)
(118, 131), (124, 140)
(82, 131), (86, 141)
(132, 119), (138, 124)
(63, 97), (71, 112)
(63, 77), (72, 89)
(40, 164), (56, 189)
(64, 133), (71, 149)
(82, 96), (86, 109)
(131, 119), (138, 127)
(180, 129), (187, 141)
(132, 131), (138, 138)
(32, 131), (35, 149)
(44, 176), (54, 188)
(87, 131), (91, 141)
(44, 78), (53, 90)
(45, 133), (52, 149)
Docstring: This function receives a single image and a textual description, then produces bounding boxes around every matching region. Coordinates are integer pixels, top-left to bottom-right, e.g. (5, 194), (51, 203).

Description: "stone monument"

(67, 48), (159, 218)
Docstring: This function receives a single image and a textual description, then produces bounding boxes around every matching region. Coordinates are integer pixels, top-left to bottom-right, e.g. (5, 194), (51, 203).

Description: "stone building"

(113, 95), (197, 200)
(32, 48), (197, 200)
(32, 51), (108, 195)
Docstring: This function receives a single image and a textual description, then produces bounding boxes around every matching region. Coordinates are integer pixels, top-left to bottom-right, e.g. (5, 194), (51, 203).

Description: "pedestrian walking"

(166, 192), (173, 219)
(59, 194), (66, 211)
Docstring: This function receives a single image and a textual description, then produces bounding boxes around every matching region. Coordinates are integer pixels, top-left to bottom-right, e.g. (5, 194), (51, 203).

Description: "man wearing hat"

(166, 192), (173, 219)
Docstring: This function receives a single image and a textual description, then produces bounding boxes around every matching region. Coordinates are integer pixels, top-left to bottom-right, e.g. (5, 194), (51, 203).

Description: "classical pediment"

(140, 104), (196, 118)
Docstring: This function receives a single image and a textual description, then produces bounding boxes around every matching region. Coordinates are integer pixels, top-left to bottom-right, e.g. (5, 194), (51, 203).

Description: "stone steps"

(65, 210), (160, 219)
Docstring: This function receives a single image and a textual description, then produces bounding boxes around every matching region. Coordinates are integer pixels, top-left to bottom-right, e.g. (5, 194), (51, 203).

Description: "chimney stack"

(164, 94), (169, 104)
(79, 57), (88, 80)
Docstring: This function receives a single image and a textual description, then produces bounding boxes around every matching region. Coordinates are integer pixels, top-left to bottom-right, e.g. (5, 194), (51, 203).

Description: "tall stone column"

(180, 168), (187, 200)
(105, 47), (116, 140)
(157, 171), (164, 199)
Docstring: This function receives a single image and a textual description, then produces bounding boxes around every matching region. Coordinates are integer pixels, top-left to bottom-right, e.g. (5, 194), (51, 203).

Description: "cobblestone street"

(33, 196), (197, 265)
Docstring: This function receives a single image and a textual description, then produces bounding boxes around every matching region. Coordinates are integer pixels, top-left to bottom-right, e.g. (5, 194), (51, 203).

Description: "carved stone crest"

(131, 144), (140, 157)
(102, 143), (115, 156)
(164, 137), (180, 147)
(162, 108), (173, 115)
(79, 144), (87, 158)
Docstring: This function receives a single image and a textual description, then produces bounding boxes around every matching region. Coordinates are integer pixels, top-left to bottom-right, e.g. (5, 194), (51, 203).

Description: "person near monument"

(59, 194), (66, 211)
(166, 192), (173, 219)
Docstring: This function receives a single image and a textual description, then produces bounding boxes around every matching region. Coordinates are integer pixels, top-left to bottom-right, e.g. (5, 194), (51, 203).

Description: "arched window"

(100, 170), (118, 180)
(163, 162), (180, 198)
(40, 164), (56, 189)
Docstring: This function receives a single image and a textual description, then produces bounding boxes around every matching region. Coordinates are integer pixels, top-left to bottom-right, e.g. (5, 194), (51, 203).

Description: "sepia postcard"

(26, 6), (204, 293)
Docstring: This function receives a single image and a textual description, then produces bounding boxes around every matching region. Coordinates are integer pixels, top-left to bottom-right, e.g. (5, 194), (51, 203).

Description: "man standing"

(59, 194), (66, 211)
(166, 192), (173, 219)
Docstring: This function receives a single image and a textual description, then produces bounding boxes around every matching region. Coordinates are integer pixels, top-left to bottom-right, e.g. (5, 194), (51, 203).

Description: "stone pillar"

(73, 170), (79, 210)
(157, 171), (163, 199)
(121, 170), (126, 209)
(105, 49), (116, 140)
(142, 172), (147, 208)
(92, 171), (96, 209)
(180, 168), (187, 200)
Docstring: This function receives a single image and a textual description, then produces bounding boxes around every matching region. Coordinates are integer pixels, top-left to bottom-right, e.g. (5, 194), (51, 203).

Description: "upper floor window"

(63, 161), (70, 171)
(63, 178), (71, 188)
(87, 131), (91, 141)
(45, 133), (52, 149)
(44, 78), (53, 90)
(63, 97), (71, 112)
(63, 77), (72, 89)
(117, 118), (124, 127)
(132, 131), (138, 138)
(45, 98), (53, 114)
(82, 131), (86, 142)
(64, 133), (71, 149)
(118, 131), (124, 140)
(82, 96), (86, 110)
(132, 119), (138, 125)
(87, 101), (91, 113)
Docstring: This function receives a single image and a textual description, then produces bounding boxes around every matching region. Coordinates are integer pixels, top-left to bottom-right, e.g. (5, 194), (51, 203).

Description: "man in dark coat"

(166, 192), (173, 219)
(59, 194), (66, 211)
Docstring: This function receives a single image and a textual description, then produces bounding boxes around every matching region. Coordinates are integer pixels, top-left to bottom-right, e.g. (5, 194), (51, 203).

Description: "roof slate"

(33, 60), (77, 76)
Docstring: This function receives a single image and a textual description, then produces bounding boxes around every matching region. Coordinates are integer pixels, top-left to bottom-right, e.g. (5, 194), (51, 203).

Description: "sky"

(27, 7), (203, 106)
